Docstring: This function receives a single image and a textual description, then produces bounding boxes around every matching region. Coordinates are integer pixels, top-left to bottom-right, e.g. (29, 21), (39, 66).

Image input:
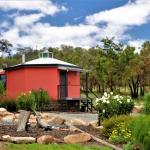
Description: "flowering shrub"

(96, 92), (134, 124)
(17, 89), (50, 111)
(100, 115), (133, 138)
(109, 122), (132, 144)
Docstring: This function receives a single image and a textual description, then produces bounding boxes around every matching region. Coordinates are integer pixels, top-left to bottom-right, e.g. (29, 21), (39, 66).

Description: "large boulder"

(40, 113), (53, 119)
(64, 133), (91, 144)
(1, 114), (15, 124)
(47, 116), (65, 125)
(0, 108), (12, 117)
(2, 135), (35, 144)
(37, 135), (62, 144)
(65, 119), (87, 126)
(88, 121), (98, 128)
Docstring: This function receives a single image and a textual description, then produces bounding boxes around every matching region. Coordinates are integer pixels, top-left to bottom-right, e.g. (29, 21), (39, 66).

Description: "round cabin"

(4, 51), (82, 101)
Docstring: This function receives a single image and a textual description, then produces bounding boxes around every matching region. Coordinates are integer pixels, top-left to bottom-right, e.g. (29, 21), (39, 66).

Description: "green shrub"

(0, 80), (5, 95)
(128, 115), (150, 150)
(142, 93), (150, 114)
(109, 122), (132, 144)
(17, 89), (50, 111)
(0, 95), (18, 112)
(123, 142), (134, 150)
(100, 115), (133, 138)
(96, 92), (134, 124)
(32, 89), (50, 111)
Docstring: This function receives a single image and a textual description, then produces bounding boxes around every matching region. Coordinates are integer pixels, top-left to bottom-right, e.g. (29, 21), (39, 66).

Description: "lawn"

(5, 143), (112, 150)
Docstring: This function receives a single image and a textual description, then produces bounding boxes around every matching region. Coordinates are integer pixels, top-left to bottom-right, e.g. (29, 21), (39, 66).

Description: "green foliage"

(100, 115), (133, 138)
(128, 115), (150, 150)
(96, 92), (134, 123)
(0, 80), (5, 95)
(17, 89), (50, 111)
(123, 142), (134, 150)
(0, 95), (18, 112)
(109, 122), (132, 144)
(142, 93), (150, 114)
(32, 89), (50, 111)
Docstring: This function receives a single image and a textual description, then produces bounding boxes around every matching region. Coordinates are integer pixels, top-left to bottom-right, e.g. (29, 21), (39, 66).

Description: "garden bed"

(0, 125), (101, 146)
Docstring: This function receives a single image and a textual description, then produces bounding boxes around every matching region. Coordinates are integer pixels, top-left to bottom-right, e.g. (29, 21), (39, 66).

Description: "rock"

(10, 137), (35, 144)
(40, 113), (53, 119)
(2, 135), (11, 142)
(2, 135), (35, 144)
(64, 133), (91, 144)
(37, 135), (62, 144)
(132, 105), (143, 113)
(14, 113), (20, 119)
(65, 119), (87, 126)
(30, 114), (36, 119)
(88, 121), (98, 128)
(0, 108), (12, 117)
(29, 118), (37, 124)
(47, 116), (65, 125)
(1, 114), (15, 124)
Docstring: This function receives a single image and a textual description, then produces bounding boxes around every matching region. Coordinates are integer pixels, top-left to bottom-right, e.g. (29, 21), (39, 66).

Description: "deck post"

(85, 71), (89, 98)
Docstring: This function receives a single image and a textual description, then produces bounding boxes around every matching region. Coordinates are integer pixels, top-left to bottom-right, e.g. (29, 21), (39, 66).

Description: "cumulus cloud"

(14, 13), (44, 28)
(128, 39), (145, 52)
(86, 0), (150, 26)
(2, 23), (100, 48)
(0, 0), (149, 49)
(0, 0), (67, 15)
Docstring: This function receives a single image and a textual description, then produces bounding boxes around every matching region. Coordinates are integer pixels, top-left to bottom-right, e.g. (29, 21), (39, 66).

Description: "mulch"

(0, 125), (79, 141)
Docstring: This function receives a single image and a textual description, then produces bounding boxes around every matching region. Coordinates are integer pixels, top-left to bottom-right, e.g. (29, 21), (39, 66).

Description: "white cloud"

(2, 23), (100, 48)
(0, 0), (67, 15)
(0, 0), (149, 50)
(85, 0), (150, 47)
(86, 0), (150, 26)
(128, 39), (145, 52)
(14, 13), (44, 27)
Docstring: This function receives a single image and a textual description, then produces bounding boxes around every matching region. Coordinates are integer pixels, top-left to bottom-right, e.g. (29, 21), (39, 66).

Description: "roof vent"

(39, 50), (53, 58)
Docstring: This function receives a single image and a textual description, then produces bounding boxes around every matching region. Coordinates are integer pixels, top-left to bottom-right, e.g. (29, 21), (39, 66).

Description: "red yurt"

(4, 51), (82, 101)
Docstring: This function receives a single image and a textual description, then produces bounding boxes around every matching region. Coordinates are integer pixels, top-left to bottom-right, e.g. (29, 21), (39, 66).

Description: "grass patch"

(6, 143), (112, 150)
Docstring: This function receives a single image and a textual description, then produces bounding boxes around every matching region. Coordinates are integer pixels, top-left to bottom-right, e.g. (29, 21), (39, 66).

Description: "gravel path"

(47, 112), (98, 122)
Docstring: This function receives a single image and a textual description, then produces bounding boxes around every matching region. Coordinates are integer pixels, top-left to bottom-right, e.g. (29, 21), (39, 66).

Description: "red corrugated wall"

(67, 71), (80, 98)
(6, 67), (59, 100)
(6, 67), (80, 100)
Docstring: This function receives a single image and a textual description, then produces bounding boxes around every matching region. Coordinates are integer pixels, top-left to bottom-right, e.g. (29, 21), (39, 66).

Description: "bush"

(0, 95), (18, 112)
(100, 115), (133, 138)
(128, 115), (150, 150)
(17, 89), (50, 111)
(142, 93), (150, 114)
(0, 80), (5, 95)
(96, 92), (134, 124)
(109, 122), (132, 144)
(32, 89), (50, 111)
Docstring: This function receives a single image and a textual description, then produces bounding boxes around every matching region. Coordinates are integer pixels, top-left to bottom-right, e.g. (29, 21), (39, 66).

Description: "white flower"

(106, 101), (110, 104)
(102, 109), (105, 113)
(104, 92), (107, 97)
(119, 96), (123, 99)
(127, 99), (130, 103)
(110, 92), (113, 95)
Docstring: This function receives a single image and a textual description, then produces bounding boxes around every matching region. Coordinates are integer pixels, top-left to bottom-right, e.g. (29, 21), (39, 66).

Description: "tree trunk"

(17, 110), (31, 132)
(33, 111), (52, 130)
(129, 76), (140, 98)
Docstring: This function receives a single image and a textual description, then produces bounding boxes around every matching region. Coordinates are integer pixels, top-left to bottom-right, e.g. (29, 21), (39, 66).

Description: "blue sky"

(0, 0), (150, 51)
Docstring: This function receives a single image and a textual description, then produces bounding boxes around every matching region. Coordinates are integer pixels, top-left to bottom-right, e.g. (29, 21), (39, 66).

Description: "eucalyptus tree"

(0, 39), (13, 57)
